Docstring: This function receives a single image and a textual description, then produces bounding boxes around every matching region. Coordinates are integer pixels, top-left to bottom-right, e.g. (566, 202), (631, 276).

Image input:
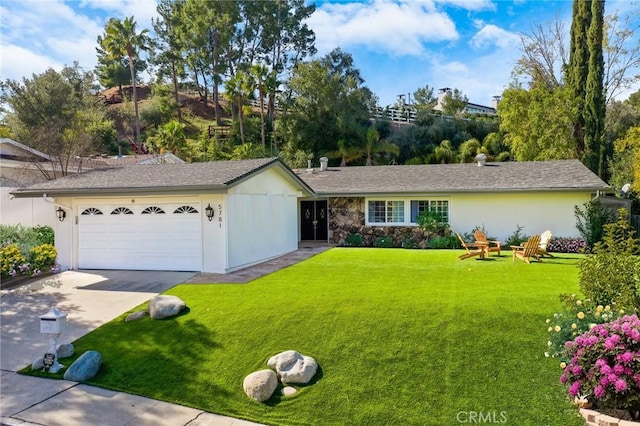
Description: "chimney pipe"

(475, 153), (486, 166)
(320, 157), (328, 171)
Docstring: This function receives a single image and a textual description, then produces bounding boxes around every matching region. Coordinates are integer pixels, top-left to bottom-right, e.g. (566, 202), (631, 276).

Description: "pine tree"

(584, 0), (606, 176)
(566, 0), (592, 160)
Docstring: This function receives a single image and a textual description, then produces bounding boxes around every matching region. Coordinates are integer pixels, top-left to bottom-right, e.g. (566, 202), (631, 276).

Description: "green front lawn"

(42, 249), (585, 425)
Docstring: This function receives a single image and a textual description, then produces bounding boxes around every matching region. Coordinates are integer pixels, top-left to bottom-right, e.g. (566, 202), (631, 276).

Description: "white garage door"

(78, 203), (202, 271)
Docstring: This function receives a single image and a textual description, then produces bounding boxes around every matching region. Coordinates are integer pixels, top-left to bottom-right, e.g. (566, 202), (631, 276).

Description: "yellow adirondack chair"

(473, 229), (501, 256)
(511, 235), (542, 263)
(457, 233), (486, 260)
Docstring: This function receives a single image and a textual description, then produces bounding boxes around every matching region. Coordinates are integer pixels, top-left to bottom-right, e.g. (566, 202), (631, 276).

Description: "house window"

(367, 200), (404, 224)
(410, 200), (449, 223)
(81, 207), (103, 215)
(111, 207), (133, 215)
(366, 198), (449, 226)
(141, 206), (165, 214)
(174, 206), (198, 214)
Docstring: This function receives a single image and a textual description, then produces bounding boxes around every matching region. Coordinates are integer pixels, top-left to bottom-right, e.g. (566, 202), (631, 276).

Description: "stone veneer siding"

(328, 197), (432, 248)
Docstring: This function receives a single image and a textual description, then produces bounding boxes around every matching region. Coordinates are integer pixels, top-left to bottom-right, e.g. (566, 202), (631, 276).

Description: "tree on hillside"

(362, 127), (399, 166)
(151, 0), (187, 121)
(97, 16), (150, 151)
(1, 65), (114, 178)
(281, 48), (374, 159)
(499, 86), (575, 161)
(146, 119), (187, 157)
(441, 88), (468, 116)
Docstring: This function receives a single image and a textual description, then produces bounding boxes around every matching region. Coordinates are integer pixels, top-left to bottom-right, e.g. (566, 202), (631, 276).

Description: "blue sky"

(1, 0), (638, 108)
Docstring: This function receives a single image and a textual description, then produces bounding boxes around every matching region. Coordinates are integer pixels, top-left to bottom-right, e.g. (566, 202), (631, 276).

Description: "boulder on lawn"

(243, 369), (278, 402)
(57, 343), (74, 358)
(149, 295), (186, 319)
(63, 350), (102, 382)
(31, 356), (44, 370)
(267, 350), (318, 384)
(125, 310), (148, 322)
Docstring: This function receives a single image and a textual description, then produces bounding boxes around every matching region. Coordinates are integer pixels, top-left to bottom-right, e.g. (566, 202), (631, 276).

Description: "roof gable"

(12, 157), (314, 197)
(0, 138), (52, 161)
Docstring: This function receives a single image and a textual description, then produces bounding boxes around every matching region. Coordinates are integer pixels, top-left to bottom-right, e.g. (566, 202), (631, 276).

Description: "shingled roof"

(11, 157), (314, 197)
(297, 159), (610, 196)
(12, 158), (609, 199)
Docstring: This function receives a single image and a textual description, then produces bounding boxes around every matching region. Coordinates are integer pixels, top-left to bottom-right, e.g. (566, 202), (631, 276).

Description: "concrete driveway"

(0, 269), (195, 372)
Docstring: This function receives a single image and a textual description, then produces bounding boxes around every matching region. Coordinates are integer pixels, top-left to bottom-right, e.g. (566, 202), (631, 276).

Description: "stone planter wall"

(580, 408), (640, 426)
(328, 197), (433, 248)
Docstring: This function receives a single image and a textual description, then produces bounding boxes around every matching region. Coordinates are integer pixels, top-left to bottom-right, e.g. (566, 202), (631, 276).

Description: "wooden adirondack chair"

(473, 229), (501, 256)
(457, 233), (486, 260)
(511, 235), (542, 263)
(537, 230), (554, 258)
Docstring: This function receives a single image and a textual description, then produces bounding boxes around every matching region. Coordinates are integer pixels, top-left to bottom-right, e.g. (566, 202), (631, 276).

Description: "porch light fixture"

(56, 207), (66, 222)
(205, 203), (214, 221)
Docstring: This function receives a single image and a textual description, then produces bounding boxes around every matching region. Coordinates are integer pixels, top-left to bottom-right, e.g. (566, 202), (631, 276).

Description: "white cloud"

(0, 44), (61, 81)
(308, 0), (459, 57)
(470, 24), (520, 49)
(435, 0), (496, 12)
(0, 0), (158, 82)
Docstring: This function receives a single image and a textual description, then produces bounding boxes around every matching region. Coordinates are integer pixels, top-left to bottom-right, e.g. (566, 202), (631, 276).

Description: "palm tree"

(97, 16), (150, 151)
(435, 140), (455, 164)
(225, 70), (254, 145)
(362, 128), (400, 166)
(250, 64), (269, 149)
(148, 120), (186, 157)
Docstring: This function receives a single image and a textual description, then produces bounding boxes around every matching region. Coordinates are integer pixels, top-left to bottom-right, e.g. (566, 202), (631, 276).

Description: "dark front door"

(300, 200), (328, 241)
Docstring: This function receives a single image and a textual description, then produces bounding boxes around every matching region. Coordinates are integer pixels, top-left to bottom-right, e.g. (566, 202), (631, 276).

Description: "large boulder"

(243, 369), (278, 402)
(149, 295), (186, 319)
(267, 350), (318, 384)
(63, 351), (102, 382)
(57, 343), (74, 358)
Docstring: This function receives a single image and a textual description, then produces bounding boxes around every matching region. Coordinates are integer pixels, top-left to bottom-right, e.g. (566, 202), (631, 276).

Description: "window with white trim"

(410, 200), (449, 224)
(366, 198), (449, 225)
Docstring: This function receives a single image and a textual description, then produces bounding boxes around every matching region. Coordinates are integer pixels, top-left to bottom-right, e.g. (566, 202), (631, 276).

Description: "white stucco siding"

(226, 168), (300, 272)
(450, 191), (594, 241)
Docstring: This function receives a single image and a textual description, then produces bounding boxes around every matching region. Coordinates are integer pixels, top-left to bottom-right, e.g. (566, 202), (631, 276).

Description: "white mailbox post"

(39, 306), (68, 373)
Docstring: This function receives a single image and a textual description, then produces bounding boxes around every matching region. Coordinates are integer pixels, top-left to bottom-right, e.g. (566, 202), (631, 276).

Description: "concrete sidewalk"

(1, 245), (330, 426)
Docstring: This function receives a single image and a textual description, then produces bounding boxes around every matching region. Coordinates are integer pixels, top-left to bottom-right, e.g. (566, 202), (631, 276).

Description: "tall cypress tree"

(584, 0), (605, 176)
(566, 0), (592, 160)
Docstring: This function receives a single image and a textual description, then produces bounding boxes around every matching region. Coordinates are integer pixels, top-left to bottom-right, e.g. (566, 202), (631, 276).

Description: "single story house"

(11, 157), (610, 273)
(295, 158), (611, 246)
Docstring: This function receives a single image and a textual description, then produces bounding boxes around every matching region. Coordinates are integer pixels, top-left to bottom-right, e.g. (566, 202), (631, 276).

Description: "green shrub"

(417, 209), (449, 234)
(544, 294), (622, 363)
(428, 235), (460, 249)
(503, 225), (528, 247)
(33, 225), (54, 245)
(344, 233), (364, 247)
(400, 235), (418, 249)
(574, 200), (616, 251)
(0, 224), (54, 253)
(0, 244), (27, 277)
(374, 236), (393, 248)
(28, 244), (57, 274)
(578, 209), (640, 312)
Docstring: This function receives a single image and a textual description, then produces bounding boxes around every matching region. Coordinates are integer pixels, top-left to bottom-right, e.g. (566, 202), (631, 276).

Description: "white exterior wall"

(1, 188), (57, 227)
(449, 191), (594, 241)
(226, 168), (300, 272)
(201, 194), (227, 273)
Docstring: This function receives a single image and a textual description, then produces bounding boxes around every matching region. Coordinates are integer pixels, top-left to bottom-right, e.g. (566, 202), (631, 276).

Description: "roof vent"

(320, 157), (328, 171)
(475, 153), (487, 167)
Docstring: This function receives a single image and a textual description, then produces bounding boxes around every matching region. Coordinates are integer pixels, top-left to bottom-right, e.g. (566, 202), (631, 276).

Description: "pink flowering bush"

(561, 315), (640, 419)
(547, 237), (586, 254)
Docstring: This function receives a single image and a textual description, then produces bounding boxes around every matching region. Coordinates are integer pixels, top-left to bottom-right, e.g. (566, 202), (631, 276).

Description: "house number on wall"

(217, 204), (223, 228)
